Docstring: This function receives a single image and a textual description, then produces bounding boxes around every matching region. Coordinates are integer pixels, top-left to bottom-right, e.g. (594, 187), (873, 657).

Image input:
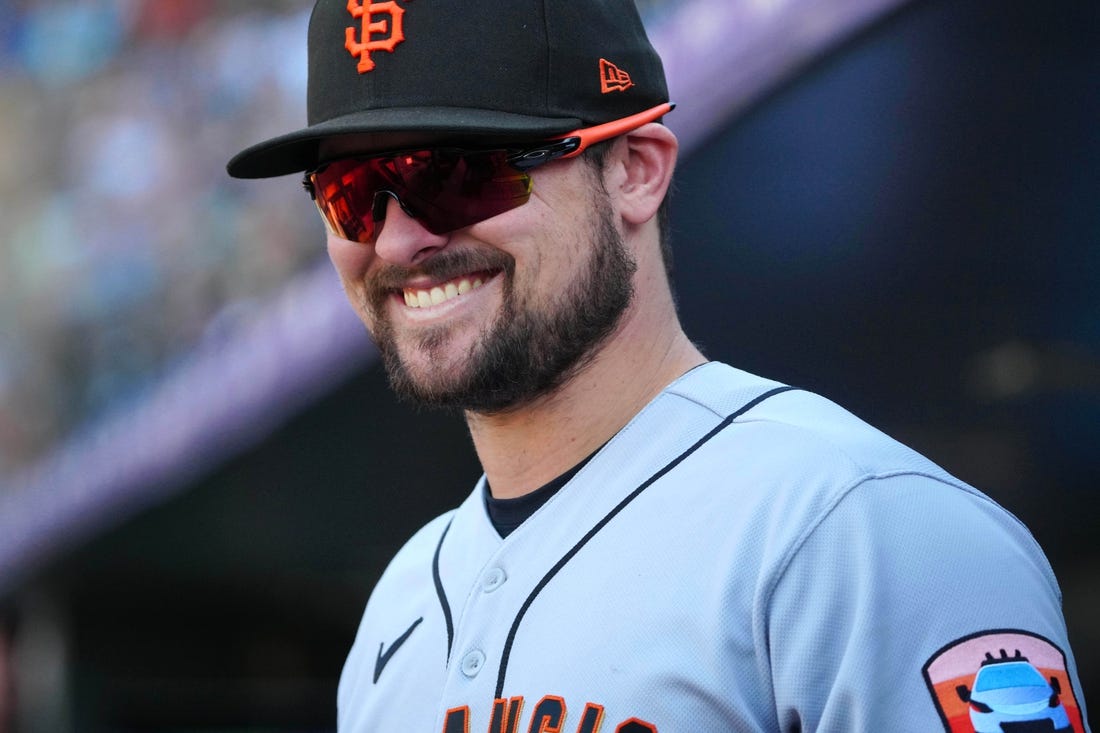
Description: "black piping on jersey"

(492, 384), (799, 698)
(432, 517), (455, 661)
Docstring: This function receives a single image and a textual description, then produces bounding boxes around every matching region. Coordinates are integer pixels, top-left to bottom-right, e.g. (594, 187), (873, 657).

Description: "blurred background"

(0, 0), (1096, 730)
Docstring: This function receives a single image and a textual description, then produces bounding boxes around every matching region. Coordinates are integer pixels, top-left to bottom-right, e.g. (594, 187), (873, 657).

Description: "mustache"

(364, 248), (517, 318)
(368, 249), (515, 293)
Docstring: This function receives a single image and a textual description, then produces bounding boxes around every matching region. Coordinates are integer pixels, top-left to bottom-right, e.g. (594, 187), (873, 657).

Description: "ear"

(607, 123), (678, 228)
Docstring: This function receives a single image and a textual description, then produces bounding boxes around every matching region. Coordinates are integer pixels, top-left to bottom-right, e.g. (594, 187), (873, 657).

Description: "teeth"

(404, 276), (486, 308)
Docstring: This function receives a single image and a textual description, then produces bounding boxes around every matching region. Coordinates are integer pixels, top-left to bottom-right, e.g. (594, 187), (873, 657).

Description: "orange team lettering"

(440, 698), (653, 733)
(443, 705), (470, 733)
(529, 695), (566, 733)
(489, 696), (524, 733)
(345, 0), (409, 73)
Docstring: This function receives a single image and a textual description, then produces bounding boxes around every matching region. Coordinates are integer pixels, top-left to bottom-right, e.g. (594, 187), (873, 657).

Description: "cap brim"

(226, 107), (585, 179)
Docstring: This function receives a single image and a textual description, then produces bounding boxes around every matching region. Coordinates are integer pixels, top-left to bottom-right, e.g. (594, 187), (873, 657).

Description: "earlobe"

(615, 123), (679, 227)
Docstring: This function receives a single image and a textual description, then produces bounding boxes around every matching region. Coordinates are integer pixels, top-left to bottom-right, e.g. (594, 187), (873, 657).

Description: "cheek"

(479, 203), (587, 295)
(326, 233), (376, 283)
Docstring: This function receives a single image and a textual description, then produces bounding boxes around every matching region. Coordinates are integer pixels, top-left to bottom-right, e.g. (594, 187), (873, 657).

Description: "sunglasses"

(303, 102), (673, 244)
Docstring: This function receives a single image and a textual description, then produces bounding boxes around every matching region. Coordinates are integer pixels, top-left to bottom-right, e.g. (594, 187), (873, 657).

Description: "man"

(228, 1), (1090, 731)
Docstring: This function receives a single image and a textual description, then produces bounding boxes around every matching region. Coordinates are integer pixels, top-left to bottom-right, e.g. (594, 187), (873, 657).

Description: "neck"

(466, 280), (705, 499)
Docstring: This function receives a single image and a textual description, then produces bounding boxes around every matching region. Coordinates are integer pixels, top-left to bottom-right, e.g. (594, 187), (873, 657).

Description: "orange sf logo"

(345, 0), (409, 74)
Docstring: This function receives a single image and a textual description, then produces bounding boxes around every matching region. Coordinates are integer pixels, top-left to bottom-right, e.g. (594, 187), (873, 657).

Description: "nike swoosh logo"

(374, 617), (424, 683)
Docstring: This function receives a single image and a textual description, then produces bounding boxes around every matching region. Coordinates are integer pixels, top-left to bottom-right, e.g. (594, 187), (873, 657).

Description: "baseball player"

(227, 1), (1091, 731)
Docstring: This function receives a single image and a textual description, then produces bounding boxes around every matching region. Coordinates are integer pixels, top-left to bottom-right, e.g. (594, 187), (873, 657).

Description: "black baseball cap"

(226, 0), (670, 179)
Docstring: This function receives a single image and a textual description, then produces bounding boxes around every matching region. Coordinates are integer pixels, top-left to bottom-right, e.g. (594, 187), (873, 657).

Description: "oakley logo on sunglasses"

(345, 0), (409, 74)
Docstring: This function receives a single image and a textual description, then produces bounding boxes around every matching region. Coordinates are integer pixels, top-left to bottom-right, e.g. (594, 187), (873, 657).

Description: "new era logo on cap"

(600, 58), (634, 93)
(226, 0), (672, 179)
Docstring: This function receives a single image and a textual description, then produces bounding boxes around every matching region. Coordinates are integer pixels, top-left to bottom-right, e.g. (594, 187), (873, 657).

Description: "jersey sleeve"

(765, 472), (1091, 732)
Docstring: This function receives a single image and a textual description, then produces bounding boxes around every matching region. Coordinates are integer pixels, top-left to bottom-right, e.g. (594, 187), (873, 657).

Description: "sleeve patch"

(922, 629), (1086, 733)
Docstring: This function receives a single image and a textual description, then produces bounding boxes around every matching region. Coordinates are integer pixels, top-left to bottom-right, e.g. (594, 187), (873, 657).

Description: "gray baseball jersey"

(338, 362), (1090, 732)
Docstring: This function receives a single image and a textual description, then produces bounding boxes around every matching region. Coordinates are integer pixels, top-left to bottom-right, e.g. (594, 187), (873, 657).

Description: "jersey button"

(482, 567), (507, 592)
(460, 649), (486, 678)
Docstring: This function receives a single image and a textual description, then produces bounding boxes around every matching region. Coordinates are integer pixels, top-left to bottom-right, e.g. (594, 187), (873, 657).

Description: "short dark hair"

(582, 140), (674, 274)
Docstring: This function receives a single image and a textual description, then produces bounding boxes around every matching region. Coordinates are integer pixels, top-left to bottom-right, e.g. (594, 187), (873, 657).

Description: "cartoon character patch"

(923, 629), (1086, 733)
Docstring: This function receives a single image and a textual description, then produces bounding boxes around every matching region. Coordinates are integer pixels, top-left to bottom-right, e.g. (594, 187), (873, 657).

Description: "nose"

(371, 193), (449, 266)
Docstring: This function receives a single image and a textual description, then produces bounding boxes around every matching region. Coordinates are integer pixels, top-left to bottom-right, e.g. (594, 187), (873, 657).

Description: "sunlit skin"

(326, 124), (705, 498)
(328, 158), (596, 401)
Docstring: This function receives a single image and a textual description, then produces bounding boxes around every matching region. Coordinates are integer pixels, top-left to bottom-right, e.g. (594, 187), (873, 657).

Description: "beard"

(365, 194), (636, 414)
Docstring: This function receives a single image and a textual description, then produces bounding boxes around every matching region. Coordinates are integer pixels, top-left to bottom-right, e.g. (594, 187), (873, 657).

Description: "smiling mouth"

(401, 270), (499, 308)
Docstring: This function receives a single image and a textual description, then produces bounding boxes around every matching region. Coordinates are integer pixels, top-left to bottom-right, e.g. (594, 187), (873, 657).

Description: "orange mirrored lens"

(308, 149), (533, 243)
